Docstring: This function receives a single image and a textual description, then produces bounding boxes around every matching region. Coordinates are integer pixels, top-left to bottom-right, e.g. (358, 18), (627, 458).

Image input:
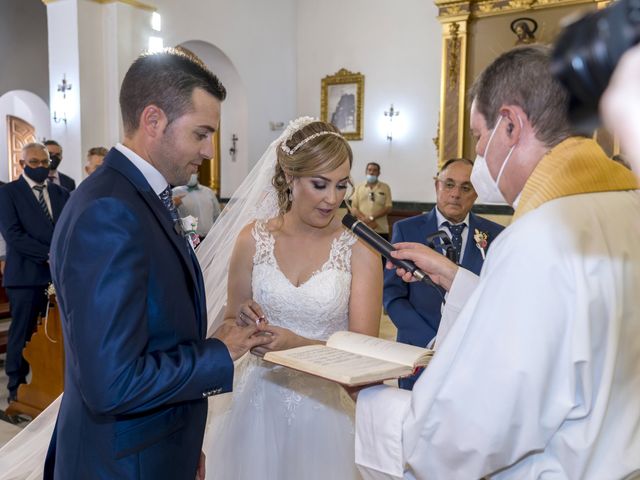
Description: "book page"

(264, 345), (411, 385)
(326, 331), (432, 367)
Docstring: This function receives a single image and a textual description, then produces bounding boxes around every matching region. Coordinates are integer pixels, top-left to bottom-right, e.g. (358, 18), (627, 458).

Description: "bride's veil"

(0, 117), (315, 480)
(197, 116), (316, 336)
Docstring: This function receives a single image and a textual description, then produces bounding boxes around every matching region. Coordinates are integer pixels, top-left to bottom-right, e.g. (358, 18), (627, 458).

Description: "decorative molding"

(435, 0), (600, 20)
(42, 0), (157, 12)
(447, 23), (461, 91)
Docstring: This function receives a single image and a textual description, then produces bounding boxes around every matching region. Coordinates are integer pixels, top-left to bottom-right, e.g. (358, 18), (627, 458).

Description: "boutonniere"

(473, 229), (488, 260)
(180, 215), (200, 249)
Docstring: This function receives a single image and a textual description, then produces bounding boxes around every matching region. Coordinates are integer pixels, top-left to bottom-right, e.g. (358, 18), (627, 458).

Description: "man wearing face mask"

(351, 162), (393, 240)
(383, 158), (504, 390)
(0, 143), (69, 403)
(44, 140), (76, 192)
(353, 45), (640, 479)
(171, 173), (222, 240)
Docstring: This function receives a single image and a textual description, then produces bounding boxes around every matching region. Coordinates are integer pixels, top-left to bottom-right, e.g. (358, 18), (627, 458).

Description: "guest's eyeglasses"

(435, 179), (475, 195)
(24, 158), (51, 168)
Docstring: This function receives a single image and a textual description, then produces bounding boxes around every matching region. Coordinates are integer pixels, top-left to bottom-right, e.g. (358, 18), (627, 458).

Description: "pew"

(6, 295), (64, 418)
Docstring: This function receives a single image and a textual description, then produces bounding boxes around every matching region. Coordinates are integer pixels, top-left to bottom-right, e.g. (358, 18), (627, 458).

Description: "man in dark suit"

(44, 140), (76, 191)
(384, 158), (504, 389)
(0, 143), (70, 402)
(44, 49), (270, 480)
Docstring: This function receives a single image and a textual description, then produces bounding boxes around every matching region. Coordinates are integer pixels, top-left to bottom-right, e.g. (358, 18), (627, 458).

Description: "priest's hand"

(342, 382), (383, 402)
(212, 321), (273, 361)
(388, 242), (458, 291)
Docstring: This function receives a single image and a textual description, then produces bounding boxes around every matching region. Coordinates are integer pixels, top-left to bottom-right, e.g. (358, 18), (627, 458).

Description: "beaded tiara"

(279, 116), (345, 155)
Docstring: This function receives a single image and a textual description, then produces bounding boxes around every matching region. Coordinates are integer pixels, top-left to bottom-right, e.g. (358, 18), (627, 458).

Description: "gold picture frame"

(321, 68), (364, 141)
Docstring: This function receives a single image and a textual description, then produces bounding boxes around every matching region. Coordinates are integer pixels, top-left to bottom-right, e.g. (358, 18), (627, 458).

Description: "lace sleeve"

(251, 220), (276, 266)
(326, 230), (358, 273)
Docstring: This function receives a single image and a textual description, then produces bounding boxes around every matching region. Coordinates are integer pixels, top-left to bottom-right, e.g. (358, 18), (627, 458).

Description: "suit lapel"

(17, 177), (54, 227)
(104, 150), (205, 333)
(48, 185), (65, 222)
(421, 209), (439, 243)
(461, 213), (483, 273)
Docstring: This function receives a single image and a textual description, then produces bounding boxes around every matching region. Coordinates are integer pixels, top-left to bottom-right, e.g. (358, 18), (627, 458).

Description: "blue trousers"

(5, 286), (48, 394)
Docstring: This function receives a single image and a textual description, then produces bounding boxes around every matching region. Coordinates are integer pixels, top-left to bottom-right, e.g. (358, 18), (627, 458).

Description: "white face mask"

(470, 115), (519, 205)
(187, 173), (199, 188)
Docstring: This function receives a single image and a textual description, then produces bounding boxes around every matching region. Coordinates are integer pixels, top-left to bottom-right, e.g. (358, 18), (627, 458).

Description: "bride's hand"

(236, 300), (268, 328)
(251, 325), (310, 356)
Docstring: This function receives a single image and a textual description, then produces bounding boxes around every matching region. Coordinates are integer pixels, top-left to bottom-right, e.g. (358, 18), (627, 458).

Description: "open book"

(263, 331), (434, 386)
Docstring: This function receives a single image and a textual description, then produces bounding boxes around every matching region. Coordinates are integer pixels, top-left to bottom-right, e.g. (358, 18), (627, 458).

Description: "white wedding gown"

(203, 220), (362, 479)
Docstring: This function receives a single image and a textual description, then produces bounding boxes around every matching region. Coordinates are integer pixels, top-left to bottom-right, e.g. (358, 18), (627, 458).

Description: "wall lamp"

(384, 104), (399, 141)
(53, 74), (72, 124)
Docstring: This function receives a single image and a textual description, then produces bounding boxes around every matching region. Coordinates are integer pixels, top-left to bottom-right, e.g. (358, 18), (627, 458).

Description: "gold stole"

(513, 137), (639, 221)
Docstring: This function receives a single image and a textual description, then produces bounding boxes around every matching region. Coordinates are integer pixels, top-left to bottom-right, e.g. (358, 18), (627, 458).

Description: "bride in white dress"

(0, 117), (381, 480)
(200, 118), (381, 479)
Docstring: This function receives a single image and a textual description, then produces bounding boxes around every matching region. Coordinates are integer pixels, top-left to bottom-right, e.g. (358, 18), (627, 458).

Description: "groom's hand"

(213, 322), (273, 361)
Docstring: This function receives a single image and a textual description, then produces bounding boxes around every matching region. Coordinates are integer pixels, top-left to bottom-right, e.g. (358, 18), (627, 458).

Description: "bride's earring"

(288, 187), (293, 203)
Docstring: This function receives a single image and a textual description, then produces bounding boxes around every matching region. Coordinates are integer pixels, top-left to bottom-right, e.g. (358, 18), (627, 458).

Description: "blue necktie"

(443, 221), (465, 261)
(33, 185), (53, 223)
(159, 186), (180, 224)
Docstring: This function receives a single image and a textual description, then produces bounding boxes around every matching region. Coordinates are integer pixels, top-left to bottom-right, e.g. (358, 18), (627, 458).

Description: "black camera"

(551, 0), (640, 131)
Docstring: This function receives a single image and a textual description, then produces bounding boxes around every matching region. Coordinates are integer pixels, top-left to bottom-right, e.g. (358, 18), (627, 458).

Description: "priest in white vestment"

(354, 45), (640, 479)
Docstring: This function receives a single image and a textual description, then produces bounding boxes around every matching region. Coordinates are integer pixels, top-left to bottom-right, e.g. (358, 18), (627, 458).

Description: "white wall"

(154, 0), (297, 194)
(296, 0), (442, 202)
(0, 90), (51, 182)
(180, 41), (249, 198)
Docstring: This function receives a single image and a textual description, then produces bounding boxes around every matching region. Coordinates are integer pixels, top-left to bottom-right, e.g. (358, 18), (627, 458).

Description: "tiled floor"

(0, 354), (28, 448)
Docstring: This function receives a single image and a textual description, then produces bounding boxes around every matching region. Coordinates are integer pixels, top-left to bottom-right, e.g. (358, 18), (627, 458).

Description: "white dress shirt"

(434, 208), (470, 263)
(115, 143), (168, 196)
(356, 191), (640, 479)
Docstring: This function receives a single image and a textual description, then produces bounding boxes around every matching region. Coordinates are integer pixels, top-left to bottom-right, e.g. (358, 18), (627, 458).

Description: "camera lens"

(551, 0), (640, 131)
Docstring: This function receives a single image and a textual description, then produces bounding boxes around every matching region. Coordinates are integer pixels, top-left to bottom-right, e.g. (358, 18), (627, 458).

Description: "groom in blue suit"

(45, 50), (270, 479)
(384, 158), (504, 389)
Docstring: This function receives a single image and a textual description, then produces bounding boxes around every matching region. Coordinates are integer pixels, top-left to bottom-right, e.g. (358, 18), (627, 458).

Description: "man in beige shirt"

(351, 162), (393, 239)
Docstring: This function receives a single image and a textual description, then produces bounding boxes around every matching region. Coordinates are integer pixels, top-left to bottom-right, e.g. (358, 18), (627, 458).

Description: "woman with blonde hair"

(200, 117), (381, 479)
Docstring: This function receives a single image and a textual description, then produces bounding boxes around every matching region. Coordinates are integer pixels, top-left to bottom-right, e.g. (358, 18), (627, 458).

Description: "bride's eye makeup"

(337, 182), (348, 190)
(312, 181), (327, 190)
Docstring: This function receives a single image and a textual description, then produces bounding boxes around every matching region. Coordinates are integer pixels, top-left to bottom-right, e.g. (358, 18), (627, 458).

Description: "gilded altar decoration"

(447, 23), (462, 90)
(474, 228), (489, 259)
(321, 69), (365, 141)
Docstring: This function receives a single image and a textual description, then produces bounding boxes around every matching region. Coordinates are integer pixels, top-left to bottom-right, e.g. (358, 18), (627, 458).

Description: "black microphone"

(342, 213), (434, 286)
(425, 231), (459, 264)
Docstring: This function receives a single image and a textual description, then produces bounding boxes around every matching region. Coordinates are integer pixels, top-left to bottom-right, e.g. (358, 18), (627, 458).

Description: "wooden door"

(7, 114), (37, 181)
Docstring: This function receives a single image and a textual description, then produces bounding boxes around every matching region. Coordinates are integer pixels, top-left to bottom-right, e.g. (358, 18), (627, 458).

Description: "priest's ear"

(499, 105), (526, 143)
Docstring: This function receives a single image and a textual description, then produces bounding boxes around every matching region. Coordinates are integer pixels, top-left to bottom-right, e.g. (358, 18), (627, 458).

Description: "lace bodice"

(251, 220), (357, 341)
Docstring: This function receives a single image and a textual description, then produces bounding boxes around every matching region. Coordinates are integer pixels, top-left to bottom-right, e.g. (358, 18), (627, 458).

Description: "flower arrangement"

(181, 215), (200, 249)
(474, 229), (489, 260)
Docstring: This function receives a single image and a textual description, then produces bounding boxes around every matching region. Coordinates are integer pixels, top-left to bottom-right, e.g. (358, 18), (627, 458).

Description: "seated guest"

(383, 158), (504, 389)
(85, 147), (107, 176)
(0, 143), (70, 402)
(172, 173), (221, 240)
(44, 139), (76, 191)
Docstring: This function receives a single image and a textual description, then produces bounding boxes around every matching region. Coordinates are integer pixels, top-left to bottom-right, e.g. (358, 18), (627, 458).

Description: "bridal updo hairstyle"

(274, 121), (353, 214)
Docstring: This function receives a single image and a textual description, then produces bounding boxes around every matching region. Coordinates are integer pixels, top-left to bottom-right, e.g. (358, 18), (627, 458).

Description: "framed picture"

(321, 69), (364, 140)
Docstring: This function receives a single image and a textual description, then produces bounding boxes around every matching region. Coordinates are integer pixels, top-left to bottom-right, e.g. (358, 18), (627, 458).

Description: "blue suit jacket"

(383, 209), (504, 388)
(58, 172), (76, 192)
(0, 177), (69, 287)
(45, 148), (234, 479)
